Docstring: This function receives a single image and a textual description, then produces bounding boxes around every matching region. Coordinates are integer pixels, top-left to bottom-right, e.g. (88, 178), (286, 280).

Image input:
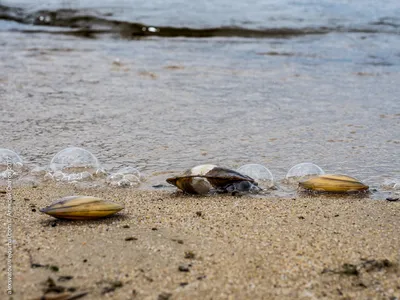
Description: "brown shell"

(166, 166), (255, 194)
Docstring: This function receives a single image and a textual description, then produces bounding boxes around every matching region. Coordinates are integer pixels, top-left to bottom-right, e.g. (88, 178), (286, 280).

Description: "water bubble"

(381, 178), (400, 198)
(285, 162), (325, 182)
(0, 148), (23, 168)
(30, 165), (48, 176)
(48, 147), (101, 182)
(117, 166), (141, 177)
(237, 164), (274, 188)
(381, 178), (400, 190)
(106, 166), (142, 187)
(0, 148), (23, 178)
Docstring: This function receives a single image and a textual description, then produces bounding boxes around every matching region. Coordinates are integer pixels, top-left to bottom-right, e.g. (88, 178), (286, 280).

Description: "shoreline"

(1, 184), (399, 299)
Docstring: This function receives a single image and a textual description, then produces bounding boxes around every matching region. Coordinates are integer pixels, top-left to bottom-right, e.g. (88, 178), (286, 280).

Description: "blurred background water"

(0, 0), (399, 194)
(1, 0), (400, 30)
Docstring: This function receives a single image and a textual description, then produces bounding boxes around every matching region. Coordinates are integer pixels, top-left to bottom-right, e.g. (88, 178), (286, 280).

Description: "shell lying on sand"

(166, 164), (260, 195)
(299, 174), (369, 193)
(40, 196), (124, 220)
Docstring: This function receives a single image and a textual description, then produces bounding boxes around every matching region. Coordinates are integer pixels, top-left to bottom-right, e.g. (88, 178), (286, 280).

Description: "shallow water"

(0, 1), (399, 197)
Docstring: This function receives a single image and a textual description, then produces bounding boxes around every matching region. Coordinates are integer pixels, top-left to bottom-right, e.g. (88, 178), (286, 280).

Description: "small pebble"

(184, 251), (196, 259)
(158, 292), (172, 300)
(152, 184), (166, 189)
(172, 239), (184, 244)
(386, 197), (399, 202)
(178, 264), (190, 272)
(49, 265), (59, 272)
(58, 276), (73, 282)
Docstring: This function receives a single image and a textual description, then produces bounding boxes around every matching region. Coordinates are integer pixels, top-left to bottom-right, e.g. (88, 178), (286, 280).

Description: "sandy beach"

(1, 184), (399, 300)
(1, 1), (400, 299)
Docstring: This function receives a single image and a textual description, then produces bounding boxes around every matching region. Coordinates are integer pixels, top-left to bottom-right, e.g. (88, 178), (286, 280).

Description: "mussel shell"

(171, 177), (212, 195)
(166, 164), (256, 194)
(40, 196), (124, 220)
(299, 174), (369, 193)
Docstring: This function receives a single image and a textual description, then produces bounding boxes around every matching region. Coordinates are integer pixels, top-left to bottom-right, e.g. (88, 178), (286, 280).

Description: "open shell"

(40, 196), (124, 220)
(299, 174), (369, 193)
(166, 164), (258, 195)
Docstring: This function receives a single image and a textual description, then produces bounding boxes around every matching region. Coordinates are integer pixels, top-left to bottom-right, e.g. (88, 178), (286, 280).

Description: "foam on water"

(106, 166), (142, 187)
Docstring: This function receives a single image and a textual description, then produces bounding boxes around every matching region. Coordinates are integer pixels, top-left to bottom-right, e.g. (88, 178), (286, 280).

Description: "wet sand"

(1, 184), (399, 299)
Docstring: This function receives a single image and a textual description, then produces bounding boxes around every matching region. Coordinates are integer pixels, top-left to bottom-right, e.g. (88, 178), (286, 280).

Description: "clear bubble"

(106, 166), (142, 187)
(285, 162), (325, 182)
(381, 179), (400, 198)
(48, 147), (101, 182)
(237, 164), (274, 188)
(116, 166), (141, 178)
(0, 148), (23, 169)
(30, 165), (48, 177)
(0, 148), (23, 178)
(381, 178), (400, 190)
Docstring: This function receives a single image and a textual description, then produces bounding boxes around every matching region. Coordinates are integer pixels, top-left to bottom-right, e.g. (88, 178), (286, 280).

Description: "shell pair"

(40, 196), (124, 220)
(166, 164), (260, 195)
(299, 174), (369, 193)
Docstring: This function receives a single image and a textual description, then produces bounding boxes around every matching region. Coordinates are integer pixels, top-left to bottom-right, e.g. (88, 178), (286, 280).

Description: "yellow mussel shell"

(40, 196), (124, 220)
(299, 174), (369, 193)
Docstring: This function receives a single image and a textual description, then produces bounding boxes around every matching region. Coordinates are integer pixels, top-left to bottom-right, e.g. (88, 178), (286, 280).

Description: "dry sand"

(1, 183), (399, 300)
